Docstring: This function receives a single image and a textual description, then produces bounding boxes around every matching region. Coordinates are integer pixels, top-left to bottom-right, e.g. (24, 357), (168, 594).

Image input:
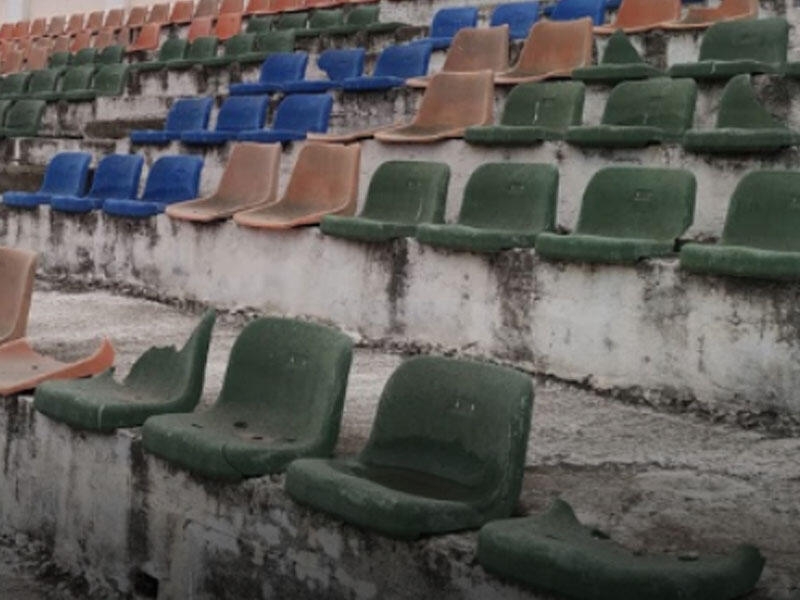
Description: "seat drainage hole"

(131, 569), (159, 598)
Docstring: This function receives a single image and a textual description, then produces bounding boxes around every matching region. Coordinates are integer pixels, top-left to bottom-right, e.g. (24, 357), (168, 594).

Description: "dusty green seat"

(198, 33), (256, 67)
(0, 72), (31, 99)
(295, 9), (344, 38)
(276, 11), (309, 31)
(239, 30), (295, 64)
(246, 16), (274, 33)
(131, 38), (189, 72)
(27, 69), (62, 99)
(37, 65), (93, 102)
(286, 356), (533, 539)
(681, 170), (800, 280)
(566, 78), (696, 147)
(327, 5), (378, 36)
(0, 99), (46, 137)
(478, 499), (765, 600)
(62, 64), (129, 101)
(466, 81), (584, 145)
(142, 317), (353, 480)
(72, 47), (98, 66)
(33, 311), (216, 432)
(0, 99), (13, 125)
(683, 75), (798, 154)
(668, 18), (788, 80)
(48, 51), (70, 69)
(97, 45), (125, 65)
(416, 163), (558, 252)
(573, 30), (662, 83)
(165, 36), (219, 70)
(321, 161), (450, 242)
(536, 167), (696, 264)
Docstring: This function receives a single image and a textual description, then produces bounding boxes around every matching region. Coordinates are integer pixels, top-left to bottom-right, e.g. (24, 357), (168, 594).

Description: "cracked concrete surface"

(2, 285), (799, 598)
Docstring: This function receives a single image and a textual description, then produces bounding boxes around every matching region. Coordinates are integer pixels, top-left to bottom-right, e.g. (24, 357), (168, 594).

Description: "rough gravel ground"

(2, 286), (799, 599)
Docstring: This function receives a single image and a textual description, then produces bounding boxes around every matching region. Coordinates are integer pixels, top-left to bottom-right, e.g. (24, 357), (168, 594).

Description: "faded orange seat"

(30, 18), (47, 38)
(221, 0), (246, 14)
(45, 16), (67, 38)
(86, 11), (104, 32)
(103, 9), (125, 31)
(374, 71), (494, 143)
(148, 3), (171, 24)
(196, 0), (221, 17)
(126, 6), (149, 29)
(495, 17), (592, 85)
(214, 13), (243, 40)
(13, 21), (30, 40)
(594, 0), (681, 34)
(188, 16), (214, 42)
(0, 338), (114, 396)
(663, 0), (757, 30)
(170, 1), (196, 24)
(0, 25), (14, 41)
(234, 142), (360, 229)
(94, 30), (117, 50)
(167, 143), (281, 223)
(52, 36), (70, 53)
(245, 0), (274, 13)
(1, 50), (23, 75)
(26, 44), (49, 71)
(70, 30), (92, 53)
(128, 23), (162, 52)
(66, 14), (85, 36)
(0, 247), (36, 345)
(407, 26), (509, 88)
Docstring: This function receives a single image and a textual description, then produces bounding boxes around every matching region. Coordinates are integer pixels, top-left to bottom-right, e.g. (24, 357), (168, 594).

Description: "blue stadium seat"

(103, 156), (204, 218)
(551, 0), (608, 25)
(3, 152), (91, 208)
(130, 97), (214, 145)
(491, 2), (539, 40)
(339, 43), (432, 92)
(281, 48), (365, 93)
(237, 93), (333, 143)
(180, 95), (270, 145)
(50, 154), (144, 213)
(228, 52), (309, 95)
(413, 6), (479, 49)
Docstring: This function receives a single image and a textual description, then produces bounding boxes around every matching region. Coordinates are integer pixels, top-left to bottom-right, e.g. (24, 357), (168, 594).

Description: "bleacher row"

(0, 249), (767, 598)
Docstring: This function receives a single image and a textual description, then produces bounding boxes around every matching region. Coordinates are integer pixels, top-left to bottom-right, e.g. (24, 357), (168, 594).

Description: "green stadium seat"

(142, 318), (353, 480)
(465, 81), (584, 145)
(327, 5), (394, 36)
(0, 99), (14, 124)
(295, 9), (344, 38)
(668, 18), (788, 80)
(0, 72), (31, 99)
(97, 45), (125, 65)
(320, 161), (450, 242)
(478, 499), (765, 600)
(130, 38), (189, 72)
(61, 64), (128, 101)
(198, 33), (256, 66)
(239, 30), (296, 65)
(33, 311), (216, 432)
(683, 74), (798, 153)
(71, 47), (98, 66)
(246, 16), (273, 33)
(37, 65), (94, 102)
(566, 78), (696, 147)
(536, 166), (696, 264)
(0, 99), (47, 137)
(416, 163), (558, 252)
(680, 170), (800, 280)
(48, 51), (71, 69)
(165, 36), (219, 69)
(572, 29), (663, 82)
(27, 69), (62, 99)
(285, 356), (534, 539)
(275, 11), (309, 31)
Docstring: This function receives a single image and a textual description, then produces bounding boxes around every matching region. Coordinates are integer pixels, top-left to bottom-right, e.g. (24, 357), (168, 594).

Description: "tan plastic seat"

(0, 247), (36, 345)
(188, 17), (214, 42)
(66, 14), (85, 36)
(214, 13), (243, 40)
(13, 21), (30, 40)
(103, 9), (125, 31)
(86, 11), (104, 32)
(148, 3), (171, 24)
(26, 44), (49, 70)
(30, 18), (47, 38)
(196, 0), (221, 17)
(374, 71), (494, 143)
(170, 1), (196, 24)
(94, 30), (117, 50)
(663, 0), (757, 30)
(128, 23), (162, 52)
(221, 0), (246, 14)
(407, 26), (510, 88)
(495, 17), (592, 85)
(234, 142), (360, 230)
(45, 16), (67, 38)
(70, 30), (92, 53)
(594, 0), (681, 34)
(126, 6), (149, 29)
(167, 143), (281, 223)
(0, 338), (114, 396)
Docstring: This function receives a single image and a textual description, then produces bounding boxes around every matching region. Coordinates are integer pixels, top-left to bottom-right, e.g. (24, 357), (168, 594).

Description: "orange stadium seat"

(170, 1), (196, 24)
(12, 21), (30, 40)
(196, 0), (220, 17)
(66, 14), (85, 36)
(187, 16), (214, 41)
(148, 3), (171, 23)
(0, 24), (15, 40)
(594, 0), (681, 34)
(214, 13), (243, 40)
(104, 9), (125, 31)
(30, 18), (46, 38)
(45, 16), (67, 37)
(86, 11), (104, 32)
(128, 23), (162, 52)
(70, 30), (92, 53)
(221, 0), (246, 13)
(126, 6), (149, 28)
(94, 29), (117, 49)
(26, 44), (49, 70)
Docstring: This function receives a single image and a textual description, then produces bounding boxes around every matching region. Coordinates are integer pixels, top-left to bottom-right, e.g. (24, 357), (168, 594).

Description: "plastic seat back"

(216, 95), (270, 133)
(507, 17), (593, 78)
(429, 6), (479, 39)
(185, 36), (219, 60)
(51, 37), (71, 54)
(272, 93), (332, 133)
(1, 50), (23, 75)
(373, 43), (432, 79)
(60, 66), (94, 93)
(712, 75), (784, 132)
(86, 11), (104, 31)
(282, 142), (360, 213)
(601, 78), (696, 137)
(89, 154), (144, 200)
(40, 152), (92, 196)
(309, 8), (344, 29)
(30, 18), (47, 38)
(72, 48), (97, 66)
(94, 31), (118, 51)
(276, 12), (309, 30)
(104, 9), (124, 30)
(253, 30), (295, 54)
(70, 31), (92, 53)
(576, 167), (696, 241)
(3, 99), (46, 136)
(360, 356), (533, 515)
(26, 46), (50, 71)
(129, 23), (162, 52)
(126, 6), (148, 28)
(697, 17), (788, 65)
(48, 51), (70, 69)
(0, 99), (14, 124)
(611, 0), (680, 28)
(221, 33), (256, 58)
(0, 72), (29, 96)
(0, 25), (13, 41)
(0, 247), (36, 344)
(246, 16), (274, 33)
(214, 13), (243, 40)
(170, 1), (196, 24)
(246, 0), (273, 14)
(148, 3), (171, 23)
(141, 156), (204, 204)
(409, 71), (494, 130)
(209, 142), (281, 207)
(196, 0), (220, 17)
(318, 48), (365, 81)
(13, 21), (31, 39)
(28, 68), (61, 95)
(491, 2), (539, 39)
(441, 26), (509, 75)
(359, 161), (450, 224)
(459, 163), (558, 232)
(345, 5), (379, 26)
(92, 64), (128, 96)
(216, 317), (353, 449)
(721, 171), (800, 252)
(500, 80), (585, 131)
(598, 30), (647, 65)
(188, 16), (215, 42)
(680, 0), (758, 27)
(221, 0), (245, 13)
(46, 16), (67, 37)
(259, 51), (308, 84)
(98, 45), (125, 64)
(66, 14), (85, 36)
(165, 97), (214, 133)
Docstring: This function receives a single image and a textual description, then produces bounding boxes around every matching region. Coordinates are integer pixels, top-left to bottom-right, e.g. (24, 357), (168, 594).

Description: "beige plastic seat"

(0, 338), (114, 396)
(495, 18), (593, 85)
(70, 30), (92, 53)
(0, 247), (36, 345)
(234, 142), (360, 229)
(52, 36), (70, 53)
(45, 16), (67, 38)
(1, 50), (23, 75)
(65, 14), (85, 36)
(167, 143), (281, 223)
(663, 0), (757, 30)
(374, 71), (494, 143)
(26, 45), (49, 71)
(407, 26), (510, 88)
(594, 0), (681, 34)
